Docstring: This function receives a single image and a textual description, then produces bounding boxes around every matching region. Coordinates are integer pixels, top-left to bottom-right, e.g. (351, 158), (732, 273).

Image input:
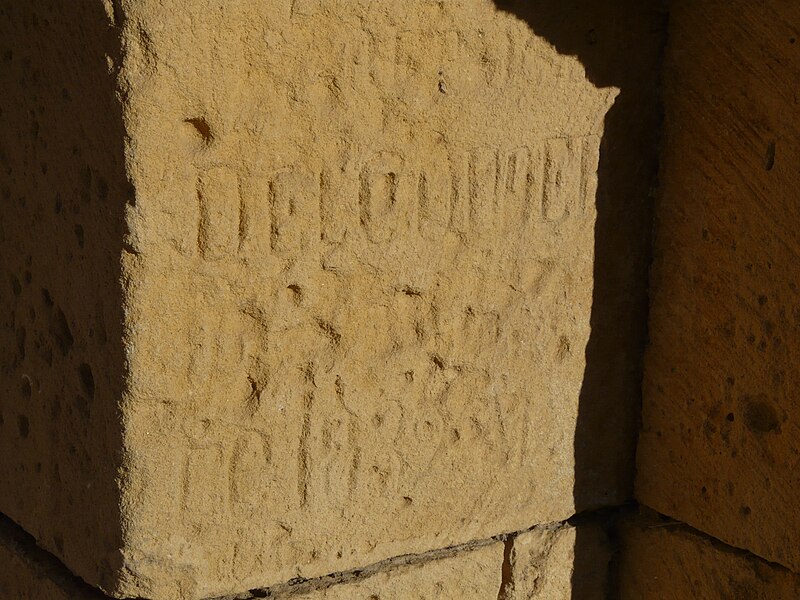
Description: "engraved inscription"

(197, 166), (239, 260)
(270, 167), (320, 256)
(186, 136), (598, 262)
(359, 152), (405, 244)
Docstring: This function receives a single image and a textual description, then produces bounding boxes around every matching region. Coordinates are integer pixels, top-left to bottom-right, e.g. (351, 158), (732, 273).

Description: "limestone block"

(0, 1), (630, 599)
(619, 520), (800, 599)
(279, 542), (503, 600)
(636, 0), (800, 571)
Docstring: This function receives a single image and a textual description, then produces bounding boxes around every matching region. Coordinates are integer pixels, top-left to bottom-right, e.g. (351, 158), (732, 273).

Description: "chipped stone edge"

(1, 508), (568, 600)
(209, 521), (570, 600)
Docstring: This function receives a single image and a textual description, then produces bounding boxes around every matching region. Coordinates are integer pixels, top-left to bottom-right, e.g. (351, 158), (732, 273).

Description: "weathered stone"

(636, 0), (800, 572)
(619, 519), (800, 599)
(272, 524), (600, 600)
(0, 1), (129, 593)
(505, 524), (610, 599)
(494, 0), (668, 516)
(0, 1), (670, 599)
(277, 542), (503, 600)
(117, 5), (613, 596)
(0, 517), (106, 600)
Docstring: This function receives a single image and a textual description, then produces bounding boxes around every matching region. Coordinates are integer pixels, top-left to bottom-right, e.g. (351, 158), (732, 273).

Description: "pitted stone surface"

(636, 0), (800, 573)
(620, 520), (800, 599)
(0, 1), (128, 592)
(2, 1), (620, 598)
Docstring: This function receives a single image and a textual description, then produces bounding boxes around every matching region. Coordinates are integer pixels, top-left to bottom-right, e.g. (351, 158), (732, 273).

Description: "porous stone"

(619, 519), (800, 599)
(1, 1), (641, 598)
(0, 1), (129, 593)
(636, 0), (800, 572)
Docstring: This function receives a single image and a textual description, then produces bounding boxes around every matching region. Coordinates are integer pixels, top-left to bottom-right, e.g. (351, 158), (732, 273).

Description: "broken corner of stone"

(1, 1), (620, 599)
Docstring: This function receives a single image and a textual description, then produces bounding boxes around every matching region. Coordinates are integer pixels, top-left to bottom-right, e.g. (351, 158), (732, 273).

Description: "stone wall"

(18, 0), (800, 598)
(635, 0), (800, 583)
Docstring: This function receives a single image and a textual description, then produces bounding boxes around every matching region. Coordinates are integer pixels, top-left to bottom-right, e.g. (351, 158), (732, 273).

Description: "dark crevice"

(496, 534), (515, 600)
(567, 503), (636, 600)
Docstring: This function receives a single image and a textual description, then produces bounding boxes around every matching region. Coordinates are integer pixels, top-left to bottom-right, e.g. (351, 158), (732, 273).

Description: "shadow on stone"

(491, 1), (667, 596)
(0, 2), (130, 594)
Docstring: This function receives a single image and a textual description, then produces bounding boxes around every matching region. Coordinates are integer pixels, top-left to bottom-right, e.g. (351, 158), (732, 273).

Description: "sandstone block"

(620, 519), (800, 599)
(278, 542), (503, 600)
(0, 1), (129, 594)
(0, 517), (104, 600)
(505, 523), (610, 599)
(0, 1), (659, 599)
(273, 523), (600, 600)
(636, 0), (800, 571)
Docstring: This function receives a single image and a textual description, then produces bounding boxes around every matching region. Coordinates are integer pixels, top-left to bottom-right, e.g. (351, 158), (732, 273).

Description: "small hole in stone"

(51, 307), (74, 356)
(97, 177), (109, 201)
(184, 117), (214, 145)
(726, 413), (735, 422)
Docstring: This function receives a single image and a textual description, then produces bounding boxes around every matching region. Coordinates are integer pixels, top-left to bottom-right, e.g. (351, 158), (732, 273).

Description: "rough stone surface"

(3, 1), (614, 598)
(0, 1), (668, 599)
(619, 518), (800, 599)
(505, 524), (609, 599)
(276, 542), (503, 600)
(0, 0), (128, 593)
(0, 524), (604, 600)
(0, 517), (106, 600)
(119, 2), (611, 593)
(635, 0), (800, 572)
(493, 0), (667, 512)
